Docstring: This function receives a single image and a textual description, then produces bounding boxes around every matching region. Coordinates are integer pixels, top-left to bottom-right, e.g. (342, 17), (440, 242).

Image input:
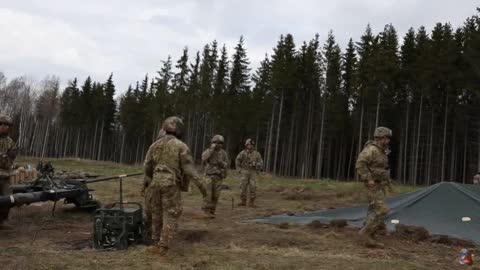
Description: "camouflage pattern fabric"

(363, 183), (388, 236)
(202, 175), (224, 214)
(356, 140), (391, 236)
(143, 134), (200, 249)
(144, 182), (182, 248)
(239, 171), (257, 202)
(0, 134), (17, 177)
(0, 134), (16, 223)
(236, 150), (263, 203)
(201, 148), (228, 214)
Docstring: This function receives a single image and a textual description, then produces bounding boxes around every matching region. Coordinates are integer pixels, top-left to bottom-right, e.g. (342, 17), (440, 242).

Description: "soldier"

(201, 135), (229, 218)
(355, 126), (392, 247)
(235, 139), (263, 207)
(0, 114), (17, 229)
(142, 116), (202, 256)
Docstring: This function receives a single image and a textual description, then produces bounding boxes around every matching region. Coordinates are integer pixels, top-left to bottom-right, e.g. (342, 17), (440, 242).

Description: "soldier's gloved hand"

(210, 143), (216, 150)
(367, 179), (376, 188)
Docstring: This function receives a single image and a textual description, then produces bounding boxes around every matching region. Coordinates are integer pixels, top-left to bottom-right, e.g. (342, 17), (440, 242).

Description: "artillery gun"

(0, 162), (142, 211)
(0, 162), (147, 250)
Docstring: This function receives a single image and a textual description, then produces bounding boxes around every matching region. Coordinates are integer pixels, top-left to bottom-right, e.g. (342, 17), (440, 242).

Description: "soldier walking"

(355, 127), (393, 247)
(201, 135), (229, 218)
(142, 116), (202, 256)
(235, 139), (263, 207)
(0, 114), (17, 229)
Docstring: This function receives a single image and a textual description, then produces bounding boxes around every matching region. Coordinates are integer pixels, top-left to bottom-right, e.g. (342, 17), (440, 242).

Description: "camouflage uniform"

(0, 114), (17, 224)
(356, 127), (392, 238)
(201, 135), (229, 216)
(143, 117), (201, 251)
(236, 139), (263, 206)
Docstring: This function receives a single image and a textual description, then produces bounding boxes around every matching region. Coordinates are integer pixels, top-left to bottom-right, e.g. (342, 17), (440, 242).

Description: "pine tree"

(103, 73), (117, 132)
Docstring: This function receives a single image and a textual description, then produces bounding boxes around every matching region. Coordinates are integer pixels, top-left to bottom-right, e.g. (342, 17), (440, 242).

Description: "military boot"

(358, 230), (384, 249)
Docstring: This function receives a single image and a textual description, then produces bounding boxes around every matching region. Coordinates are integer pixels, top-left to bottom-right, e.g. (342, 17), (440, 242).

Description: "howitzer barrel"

(0, 188), (84, 208)
(83, 172), (143, 184)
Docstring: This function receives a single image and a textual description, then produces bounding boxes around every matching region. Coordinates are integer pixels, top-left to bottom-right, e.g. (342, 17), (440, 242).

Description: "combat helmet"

(245, 138), (255, 146)
(211, 134), (225, 144)
(0, 114), (13, 126)
(162, 116), (184, 138)
(374, 127), (392, 138)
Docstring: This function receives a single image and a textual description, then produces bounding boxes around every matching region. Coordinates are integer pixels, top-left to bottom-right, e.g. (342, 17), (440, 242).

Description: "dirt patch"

(307, 220), (328, 229)
(49, 238), (92, 251)
(277, 222), (290, 230)
(429, 235), (476, 248)
(393, 224), (430, 241)
(281, 186), (316, 200)
(329, 219), (348, 228)
(180, 229), (209, 243)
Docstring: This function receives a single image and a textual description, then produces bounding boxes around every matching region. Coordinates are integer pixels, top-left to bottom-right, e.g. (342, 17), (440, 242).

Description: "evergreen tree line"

(2, 9), (480, 185)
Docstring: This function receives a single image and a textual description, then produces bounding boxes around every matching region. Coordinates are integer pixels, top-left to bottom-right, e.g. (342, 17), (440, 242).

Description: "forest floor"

(0, 157), (474, 270)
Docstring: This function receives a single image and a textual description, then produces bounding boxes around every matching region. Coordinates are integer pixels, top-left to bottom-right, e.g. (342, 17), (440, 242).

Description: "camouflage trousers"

(145, 183), (182, 249)
(362, 183), (388, 236)
(240, 171), (256, 202)
(202, 175), (224, 214)
(0, 177), (11, 223)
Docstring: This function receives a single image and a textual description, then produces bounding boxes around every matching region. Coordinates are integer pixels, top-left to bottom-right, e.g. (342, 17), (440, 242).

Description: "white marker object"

(391, 219), (400, 224)
(462, 217), (471, 222)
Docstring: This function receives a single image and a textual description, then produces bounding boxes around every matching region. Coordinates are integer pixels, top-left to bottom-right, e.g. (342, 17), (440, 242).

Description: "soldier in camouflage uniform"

(355, 127), (392, 247)
(201, 135), (229, 218)
(236, 139), (263, 207)
(142, 116), (202, 256)
(0, 114), (17, 229)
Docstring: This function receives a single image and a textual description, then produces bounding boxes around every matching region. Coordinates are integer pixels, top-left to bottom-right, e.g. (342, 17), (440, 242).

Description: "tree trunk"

(413, 93), (423, 185)
(317, 96), (327, 178)
(441, 94), (449, 182)
(273, 91), (284, 175)
(265, 101), (276, 172)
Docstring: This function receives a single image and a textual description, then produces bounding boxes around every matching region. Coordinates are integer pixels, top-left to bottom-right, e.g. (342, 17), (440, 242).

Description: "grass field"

(0, 157), (466, 269)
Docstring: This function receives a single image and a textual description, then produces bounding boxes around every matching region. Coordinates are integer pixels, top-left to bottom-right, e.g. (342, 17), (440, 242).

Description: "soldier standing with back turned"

(142, 116), (202, 256)
(236, 139), (263, 207)
(0, 114), (17, 229)
(355, 127), (393, 248)
(201, 135), (229, 218)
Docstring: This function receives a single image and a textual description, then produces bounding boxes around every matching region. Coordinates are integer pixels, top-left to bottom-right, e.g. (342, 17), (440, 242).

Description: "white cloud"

(0, 0), (478, 93)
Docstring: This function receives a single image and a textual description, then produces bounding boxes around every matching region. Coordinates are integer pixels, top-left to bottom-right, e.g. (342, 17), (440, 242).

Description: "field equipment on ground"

(92, 173), (146, 250)
(0, 162), (142, 211)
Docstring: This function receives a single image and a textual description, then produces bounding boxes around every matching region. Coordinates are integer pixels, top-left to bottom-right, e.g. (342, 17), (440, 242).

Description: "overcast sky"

(0, 0), (478, 94)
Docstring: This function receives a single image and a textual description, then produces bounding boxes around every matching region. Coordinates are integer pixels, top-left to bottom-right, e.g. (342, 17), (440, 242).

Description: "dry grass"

(0, 157), (465, 270)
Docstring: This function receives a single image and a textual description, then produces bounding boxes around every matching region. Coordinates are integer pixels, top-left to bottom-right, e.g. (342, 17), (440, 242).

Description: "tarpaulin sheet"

(250, 182), (480, 243)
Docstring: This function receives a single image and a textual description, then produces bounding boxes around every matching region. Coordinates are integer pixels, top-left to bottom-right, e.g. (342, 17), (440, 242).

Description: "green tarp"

(250, 182), (480, 243)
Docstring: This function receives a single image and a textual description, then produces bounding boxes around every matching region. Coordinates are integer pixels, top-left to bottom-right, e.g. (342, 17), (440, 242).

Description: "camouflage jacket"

(144, 135), (199, 191)
(0, 134), (17, 177)
(355, 141), (390, 184)
(235, 150), (263, 172)
(201, 148), (228, 178)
